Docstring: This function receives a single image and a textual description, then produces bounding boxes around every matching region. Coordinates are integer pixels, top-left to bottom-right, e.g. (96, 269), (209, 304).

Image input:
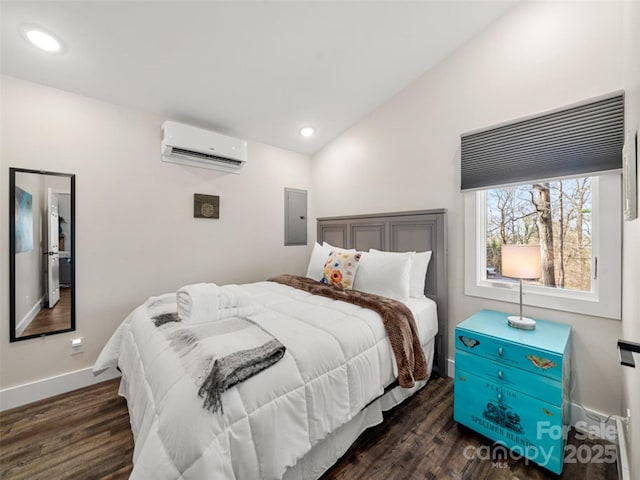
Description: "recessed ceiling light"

(20, 26), (63, 53)
(300, 127), (315, 137)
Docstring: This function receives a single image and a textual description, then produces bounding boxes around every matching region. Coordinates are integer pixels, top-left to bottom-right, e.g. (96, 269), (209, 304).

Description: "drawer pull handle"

(498, 347), (504, 356)
(498, 370), (503, 379)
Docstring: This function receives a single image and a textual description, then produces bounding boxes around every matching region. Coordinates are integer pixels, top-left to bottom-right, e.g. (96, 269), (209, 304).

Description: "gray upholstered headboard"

(317, 209), (448, 377)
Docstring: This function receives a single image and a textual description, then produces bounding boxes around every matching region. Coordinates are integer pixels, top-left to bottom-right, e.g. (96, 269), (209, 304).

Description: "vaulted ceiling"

(1, 1), (516, 154)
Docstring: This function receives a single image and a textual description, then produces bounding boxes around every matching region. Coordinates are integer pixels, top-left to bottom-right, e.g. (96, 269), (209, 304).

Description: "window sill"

(464, 280), (620, 320)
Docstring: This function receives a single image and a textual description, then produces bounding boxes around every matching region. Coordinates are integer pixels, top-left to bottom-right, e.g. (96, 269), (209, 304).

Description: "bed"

(94, 209), (447, 480)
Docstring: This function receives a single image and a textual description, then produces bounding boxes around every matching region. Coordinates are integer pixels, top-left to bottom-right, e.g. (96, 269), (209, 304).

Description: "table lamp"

(501, 244), (542, 330)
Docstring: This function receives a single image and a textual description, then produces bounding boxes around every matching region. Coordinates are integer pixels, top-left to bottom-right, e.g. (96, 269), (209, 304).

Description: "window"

(464, 173), (621, 319)
(461, 93), (624, 320)
(486, 177), (592, 292)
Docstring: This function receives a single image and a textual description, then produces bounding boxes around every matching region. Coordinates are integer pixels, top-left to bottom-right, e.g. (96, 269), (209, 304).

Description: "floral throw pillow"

(322, 250), (362, 290)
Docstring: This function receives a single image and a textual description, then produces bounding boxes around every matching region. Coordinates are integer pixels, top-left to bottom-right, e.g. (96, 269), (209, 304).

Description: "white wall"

(0, 75), (313, 389)
(621, 1), (640, 477)
(313, 1), (628, 418)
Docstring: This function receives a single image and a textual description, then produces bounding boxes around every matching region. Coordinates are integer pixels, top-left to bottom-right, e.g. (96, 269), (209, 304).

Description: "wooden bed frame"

(317, 209), (448, 377)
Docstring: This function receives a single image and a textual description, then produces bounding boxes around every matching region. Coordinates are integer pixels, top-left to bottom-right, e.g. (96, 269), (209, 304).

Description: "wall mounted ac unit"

(161, 121), (247, 173)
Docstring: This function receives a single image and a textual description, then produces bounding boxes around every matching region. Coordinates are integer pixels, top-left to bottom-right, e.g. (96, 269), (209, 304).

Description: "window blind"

(460, 92), (625, 191)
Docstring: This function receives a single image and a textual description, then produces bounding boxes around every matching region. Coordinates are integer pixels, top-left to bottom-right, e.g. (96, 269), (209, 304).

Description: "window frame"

(464, 173), (622, 320)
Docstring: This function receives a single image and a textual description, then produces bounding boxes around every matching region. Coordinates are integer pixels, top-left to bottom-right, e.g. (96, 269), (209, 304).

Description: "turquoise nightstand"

(453, 309), (571, 474)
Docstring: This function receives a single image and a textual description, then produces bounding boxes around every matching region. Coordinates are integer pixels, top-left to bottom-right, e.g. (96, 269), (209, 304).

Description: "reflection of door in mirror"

(47, 189), (60, 308)
(10, 168), (75, 342)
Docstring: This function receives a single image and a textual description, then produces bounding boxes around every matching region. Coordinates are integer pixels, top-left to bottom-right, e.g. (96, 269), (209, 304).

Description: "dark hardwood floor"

(321, 377), (617, 480)
(0, 376), (617, 480)
(0, 379), (133, 480)
(21, 287), (72, 337)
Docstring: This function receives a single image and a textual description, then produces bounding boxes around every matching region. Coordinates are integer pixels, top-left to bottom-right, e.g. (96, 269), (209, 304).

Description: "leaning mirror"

(10, 168), (75, 341)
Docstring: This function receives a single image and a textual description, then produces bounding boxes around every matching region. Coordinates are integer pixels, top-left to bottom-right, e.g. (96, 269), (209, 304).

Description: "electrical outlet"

(70, 337), (83, 355)
(25, 295), (29, 306)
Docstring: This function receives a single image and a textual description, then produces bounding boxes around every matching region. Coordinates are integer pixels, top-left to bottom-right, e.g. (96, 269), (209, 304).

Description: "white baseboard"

(0, 366), (121, 412)
(615, 415), (631, 480)
(15, 295), (45, 337)
(447, 358), (616, 437)
(569, 402), (617, 439)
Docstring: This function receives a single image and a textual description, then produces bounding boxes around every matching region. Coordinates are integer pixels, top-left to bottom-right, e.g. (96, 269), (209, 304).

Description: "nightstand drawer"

(455, 350), (562, 406)
(454, 369), (565, 474)
(456, 329), (563, 381)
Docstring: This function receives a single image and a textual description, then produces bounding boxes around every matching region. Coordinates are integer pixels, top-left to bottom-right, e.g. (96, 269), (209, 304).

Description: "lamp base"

(507, 316), (536, 330)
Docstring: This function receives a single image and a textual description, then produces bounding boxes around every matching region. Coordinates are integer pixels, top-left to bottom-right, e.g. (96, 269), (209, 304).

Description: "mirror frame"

(9, 167), (76, 342)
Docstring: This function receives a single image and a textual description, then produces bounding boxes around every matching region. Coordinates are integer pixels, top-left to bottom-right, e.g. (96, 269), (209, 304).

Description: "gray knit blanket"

(152, 312), (285, 414)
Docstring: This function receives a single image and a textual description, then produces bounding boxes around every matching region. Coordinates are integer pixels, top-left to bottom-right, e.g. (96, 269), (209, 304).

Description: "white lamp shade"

(501, 244), (542, 280)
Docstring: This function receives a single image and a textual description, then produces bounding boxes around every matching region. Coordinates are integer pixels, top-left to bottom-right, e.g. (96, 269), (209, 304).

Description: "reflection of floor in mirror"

(21, 288), (72, 337)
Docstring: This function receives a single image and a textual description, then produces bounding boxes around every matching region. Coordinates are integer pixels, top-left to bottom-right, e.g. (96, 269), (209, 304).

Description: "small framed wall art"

(194, 193), (220, 219)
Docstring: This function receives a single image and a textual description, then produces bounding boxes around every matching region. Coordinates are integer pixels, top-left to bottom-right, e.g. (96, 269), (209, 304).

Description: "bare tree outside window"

(485, 177), (592, 292)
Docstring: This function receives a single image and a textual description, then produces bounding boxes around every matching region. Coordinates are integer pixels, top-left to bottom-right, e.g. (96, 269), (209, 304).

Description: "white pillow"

(409, 251), (432, 297)
(322, 241), (355, 253)
(306, 242), (333, 281)
(353, 250), (414, 302)
(371, 249), (432, 297)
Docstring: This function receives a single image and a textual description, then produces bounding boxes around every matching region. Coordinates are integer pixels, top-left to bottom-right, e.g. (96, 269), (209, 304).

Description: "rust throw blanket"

(269, 274), (428, 387)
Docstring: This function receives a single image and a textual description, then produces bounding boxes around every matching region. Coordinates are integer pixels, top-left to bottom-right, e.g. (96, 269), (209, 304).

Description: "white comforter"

(94, 281), (436, 480)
